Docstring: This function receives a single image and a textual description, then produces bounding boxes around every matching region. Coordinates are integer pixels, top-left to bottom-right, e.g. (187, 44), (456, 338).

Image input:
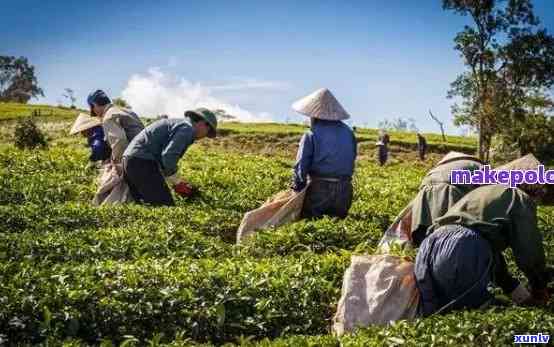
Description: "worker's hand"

(521, 288), (550, 307)
(173, 181), (194, 197)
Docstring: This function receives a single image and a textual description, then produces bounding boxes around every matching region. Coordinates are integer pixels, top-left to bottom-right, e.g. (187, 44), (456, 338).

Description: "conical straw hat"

(70, 113), (102, 135)
(437, 151), (483, 166)
(496, 153), (541, 171)
(292, 88), (350, 121)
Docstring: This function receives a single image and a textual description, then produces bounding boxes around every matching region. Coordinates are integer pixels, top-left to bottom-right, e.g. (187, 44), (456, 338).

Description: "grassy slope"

(0, 103), (477, 154)
(0, 102), (85, 121)
(1, 104), (551, 346)
(220, 122), (477, 154)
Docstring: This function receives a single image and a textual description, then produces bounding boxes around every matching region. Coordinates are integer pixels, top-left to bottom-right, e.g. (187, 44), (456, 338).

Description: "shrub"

(13, 116), (48, 149)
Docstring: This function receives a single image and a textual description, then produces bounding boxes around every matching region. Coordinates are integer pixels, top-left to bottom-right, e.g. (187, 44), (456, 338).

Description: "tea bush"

(13, 117), (48, 150)
(0, 117), (552, 346)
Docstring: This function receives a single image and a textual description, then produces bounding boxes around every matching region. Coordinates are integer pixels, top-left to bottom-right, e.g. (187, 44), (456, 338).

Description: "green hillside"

(0, 102), (85, 121)
(1, 104), (549, 346)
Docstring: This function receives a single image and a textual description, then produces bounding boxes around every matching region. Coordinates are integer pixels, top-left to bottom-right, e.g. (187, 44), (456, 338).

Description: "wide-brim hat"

(292, 88), (350, 121)
(185, 108), (218, 138)
(496, 154), (554, 205)
(437, 151), (483, 166)
(69, 113), (102, 135)
(496, 153), (541, 171)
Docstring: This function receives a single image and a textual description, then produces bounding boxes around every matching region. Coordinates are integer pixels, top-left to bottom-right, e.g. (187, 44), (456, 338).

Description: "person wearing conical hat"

(376, 140), (388, 166)
(69, 113), (111, 163)
(410, 151), (484, 246)
(87, 90), (144, 164)
(378, 129), (390, 146)
(290, 88), (357, 219)
(122, 108), (218, 206)
(414, 154), (552, 317)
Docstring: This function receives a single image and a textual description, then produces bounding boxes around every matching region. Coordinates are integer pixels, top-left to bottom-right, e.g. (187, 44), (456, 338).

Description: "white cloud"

(120, 67), (277, 122)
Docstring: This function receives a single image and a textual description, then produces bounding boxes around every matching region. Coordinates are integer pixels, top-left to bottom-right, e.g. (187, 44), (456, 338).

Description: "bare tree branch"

(429, 109), (447, 142)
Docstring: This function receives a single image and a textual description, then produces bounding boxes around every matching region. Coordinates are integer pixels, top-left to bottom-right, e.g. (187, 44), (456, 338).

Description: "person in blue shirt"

(69, 113), (111, 163)
(122, 108), (218, 206)
(291, 88), (357, 219)
(87, 126), (111, 162)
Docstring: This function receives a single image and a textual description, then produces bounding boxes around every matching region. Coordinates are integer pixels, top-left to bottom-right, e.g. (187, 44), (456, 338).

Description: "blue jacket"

(292, 120), (357, 191)
(88, 126), (111, 162)
(123, 118), (195, 177)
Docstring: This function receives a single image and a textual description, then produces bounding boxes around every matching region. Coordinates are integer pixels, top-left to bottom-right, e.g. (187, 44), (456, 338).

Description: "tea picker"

(87, 89), (145, 165)
(122, 108), (218, 206)
(69, 113), (111, 167)
(290, 88), (357, 219)
(410, 151), (484, 246)
(414, 154), (553, 316)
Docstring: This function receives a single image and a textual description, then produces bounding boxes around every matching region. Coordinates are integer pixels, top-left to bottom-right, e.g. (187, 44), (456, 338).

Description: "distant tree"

(63, 88), (76, 109)
(443, 0), (554, 161)
(428, 110), (447, 142)
(0, 56), (44, 103)
(493, 91), (554, 162)
(213, 109), (236, 121)
(378, 117), (417, 132)
(113, 97), (131, 109)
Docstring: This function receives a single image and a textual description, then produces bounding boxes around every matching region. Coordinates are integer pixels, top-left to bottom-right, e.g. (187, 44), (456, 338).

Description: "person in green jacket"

(122, 108), (217, 206)
(410, 151), (484, 245)
(414, 155), (552, 316)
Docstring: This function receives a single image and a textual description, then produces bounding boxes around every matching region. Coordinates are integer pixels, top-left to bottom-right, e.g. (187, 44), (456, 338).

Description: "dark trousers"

(378, 146), (388, 166)
(414, 225), (492, 316)
(123, 157), (174, 206)
(301, 178), (353, 219)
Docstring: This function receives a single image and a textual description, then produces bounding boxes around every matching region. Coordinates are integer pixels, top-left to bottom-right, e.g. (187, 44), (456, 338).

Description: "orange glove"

(173, 181), (194, 197)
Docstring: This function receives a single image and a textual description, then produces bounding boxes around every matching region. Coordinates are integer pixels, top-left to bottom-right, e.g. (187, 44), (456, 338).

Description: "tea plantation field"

(0, 109), (552, 346)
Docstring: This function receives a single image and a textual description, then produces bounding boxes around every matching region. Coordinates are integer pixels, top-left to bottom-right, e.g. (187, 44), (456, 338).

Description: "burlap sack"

(332, 254), (420, 336)
(92, 164), (133, 206)
(236, 187), (307, 244)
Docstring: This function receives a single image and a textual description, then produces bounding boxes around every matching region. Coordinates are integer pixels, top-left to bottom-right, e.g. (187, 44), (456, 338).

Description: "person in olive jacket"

(414, 155), (552, 316)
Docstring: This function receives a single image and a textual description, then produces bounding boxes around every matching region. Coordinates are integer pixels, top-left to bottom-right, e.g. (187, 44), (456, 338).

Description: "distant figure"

(376, 141), (387, 166)
(417, 133), (427, 161)
(377, 130), (389, 166)
(379, 129), (390, 146)
(290, 88), (357, 219)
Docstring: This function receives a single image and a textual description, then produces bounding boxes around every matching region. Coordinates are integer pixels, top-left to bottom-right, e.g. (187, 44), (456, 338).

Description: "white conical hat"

(437, 151), (483, 166)
(69, 113), (102, 135)
(292, 88), (350, 120)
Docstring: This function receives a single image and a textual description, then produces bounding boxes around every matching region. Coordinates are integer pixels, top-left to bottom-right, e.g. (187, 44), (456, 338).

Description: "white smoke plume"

(121, 68), (276, 122)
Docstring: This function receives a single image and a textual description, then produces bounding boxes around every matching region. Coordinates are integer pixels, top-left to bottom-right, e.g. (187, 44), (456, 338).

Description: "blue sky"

(2, 0), (553, 134)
